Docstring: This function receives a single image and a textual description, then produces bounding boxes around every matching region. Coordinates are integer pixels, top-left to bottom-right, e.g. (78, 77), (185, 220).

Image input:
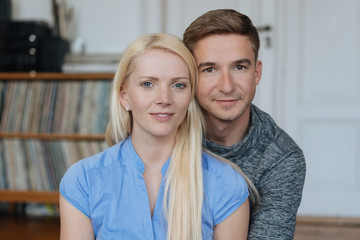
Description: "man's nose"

(218, 71), (235, 93)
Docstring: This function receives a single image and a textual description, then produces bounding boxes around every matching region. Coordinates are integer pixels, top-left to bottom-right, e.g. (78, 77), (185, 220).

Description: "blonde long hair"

(105, 33), (260, 239)
(105, 33), (204, 240)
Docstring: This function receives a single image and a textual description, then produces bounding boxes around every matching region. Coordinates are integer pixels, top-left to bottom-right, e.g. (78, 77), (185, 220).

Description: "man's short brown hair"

(183, 9), (260, 61)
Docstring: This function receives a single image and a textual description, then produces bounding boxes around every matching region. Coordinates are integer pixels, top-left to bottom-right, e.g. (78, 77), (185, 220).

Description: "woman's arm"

(60, 195), (95, 240)
(213, 199), (250, 240)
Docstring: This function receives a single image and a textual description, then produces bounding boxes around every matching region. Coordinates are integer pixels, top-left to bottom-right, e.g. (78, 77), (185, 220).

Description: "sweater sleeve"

(248, 150), (306, 240)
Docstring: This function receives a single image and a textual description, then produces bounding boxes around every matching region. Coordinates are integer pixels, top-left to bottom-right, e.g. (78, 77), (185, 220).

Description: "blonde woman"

(59, 33), (252, 239)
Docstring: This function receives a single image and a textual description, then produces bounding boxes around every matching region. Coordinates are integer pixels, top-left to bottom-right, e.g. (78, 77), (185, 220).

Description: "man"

(183, 9), (306, 239)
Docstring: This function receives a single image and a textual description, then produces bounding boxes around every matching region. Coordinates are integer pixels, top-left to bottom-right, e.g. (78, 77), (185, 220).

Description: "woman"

(59, 33), (253, 239)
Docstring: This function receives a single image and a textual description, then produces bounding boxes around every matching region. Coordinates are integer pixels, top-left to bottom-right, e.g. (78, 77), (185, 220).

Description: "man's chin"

(212, 112), (241, 122)
(209, 108), (249, 123)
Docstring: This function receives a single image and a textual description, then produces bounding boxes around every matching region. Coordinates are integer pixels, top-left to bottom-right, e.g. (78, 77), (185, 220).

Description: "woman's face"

(120, 49), (192, 141)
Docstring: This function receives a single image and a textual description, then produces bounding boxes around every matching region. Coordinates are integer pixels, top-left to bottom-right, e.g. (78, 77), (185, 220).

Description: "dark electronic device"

(0, 21), (69, 72)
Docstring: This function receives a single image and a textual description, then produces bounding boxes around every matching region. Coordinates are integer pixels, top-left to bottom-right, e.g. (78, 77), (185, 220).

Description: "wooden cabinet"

(0, 72), (114, 203)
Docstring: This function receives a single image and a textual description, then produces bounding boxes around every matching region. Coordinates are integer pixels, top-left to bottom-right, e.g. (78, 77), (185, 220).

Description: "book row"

(0, 139), (108, 191)
(0, 80), (111, 134)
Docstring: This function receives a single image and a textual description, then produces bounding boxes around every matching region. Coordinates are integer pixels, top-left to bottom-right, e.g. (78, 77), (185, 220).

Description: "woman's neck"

(130, 131), (176, 217)
(131, 131), (176, 169)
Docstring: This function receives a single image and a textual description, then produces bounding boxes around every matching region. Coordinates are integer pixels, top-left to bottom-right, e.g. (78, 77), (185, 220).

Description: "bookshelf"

(0, 72), (114, 203)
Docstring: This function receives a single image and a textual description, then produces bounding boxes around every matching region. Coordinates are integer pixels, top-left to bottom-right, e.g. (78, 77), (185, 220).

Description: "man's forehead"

(193, 34), (255, 63)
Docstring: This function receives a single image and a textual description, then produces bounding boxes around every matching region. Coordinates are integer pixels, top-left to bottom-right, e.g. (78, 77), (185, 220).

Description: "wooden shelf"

(0, 72), (110, 204)
(0, 190), (59, 203)
(0, 72), (114, 80)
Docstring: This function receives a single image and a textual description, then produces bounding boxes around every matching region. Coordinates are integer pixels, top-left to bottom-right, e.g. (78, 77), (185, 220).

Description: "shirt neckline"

(123, 137), (171, 175)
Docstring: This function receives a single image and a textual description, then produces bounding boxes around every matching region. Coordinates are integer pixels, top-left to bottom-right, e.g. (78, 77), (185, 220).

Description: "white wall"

(11, 0), (156, 54)
(11, 0), (53, 23)
(10, 0), (270, 57)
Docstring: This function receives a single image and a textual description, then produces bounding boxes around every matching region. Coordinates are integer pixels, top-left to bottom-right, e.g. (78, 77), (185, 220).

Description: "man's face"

(193, 33), (262, 123)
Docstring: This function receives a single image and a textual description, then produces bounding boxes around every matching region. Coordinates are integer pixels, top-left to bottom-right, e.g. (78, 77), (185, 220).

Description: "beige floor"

(295, 216), (360, 240)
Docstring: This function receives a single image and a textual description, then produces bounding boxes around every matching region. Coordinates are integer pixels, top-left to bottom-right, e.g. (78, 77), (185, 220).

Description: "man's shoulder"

(243, 105), (306, 178)
(251, 104), (303, 154)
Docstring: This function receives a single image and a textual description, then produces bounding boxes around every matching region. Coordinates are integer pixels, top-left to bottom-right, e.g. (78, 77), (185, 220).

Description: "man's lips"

(216, 99), (238, 102)
(215, 99), (239, 106)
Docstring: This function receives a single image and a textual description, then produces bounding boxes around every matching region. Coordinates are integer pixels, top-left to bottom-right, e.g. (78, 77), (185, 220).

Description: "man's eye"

(141, 82), (153, 87)
(236, 65), (246, 70)
(203, 67), (215, 73)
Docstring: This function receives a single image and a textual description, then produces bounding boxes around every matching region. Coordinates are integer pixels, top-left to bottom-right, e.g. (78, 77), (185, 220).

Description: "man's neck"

(205, 109), (251, 147)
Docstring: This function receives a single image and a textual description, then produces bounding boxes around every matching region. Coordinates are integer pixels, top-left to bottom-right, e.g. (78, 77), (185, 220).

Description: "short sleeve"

(59, 160), (90, 217)
(213, 164), (249, 225)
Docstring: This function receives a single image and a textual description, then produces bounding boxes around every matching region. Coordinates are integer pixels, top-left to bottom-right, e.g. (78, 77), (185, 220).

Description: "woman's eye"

(141, 82), (153, 87)
(174, 82), (186, 89)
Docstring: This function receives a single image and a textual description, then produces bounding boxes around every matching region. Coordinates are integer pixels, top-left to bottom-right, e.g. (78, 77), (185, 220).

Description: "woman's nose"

(155, 87), (171, 105)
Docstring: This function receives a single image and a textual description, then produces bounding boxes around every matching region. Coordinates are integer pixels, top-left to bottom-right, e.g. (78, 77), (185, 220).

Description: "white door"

(278, 0), (360, 217)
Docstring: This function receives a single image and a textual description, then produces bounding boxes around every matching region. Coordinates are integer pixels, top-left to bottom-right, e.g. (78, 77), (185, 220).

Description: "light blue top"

(60, 137), (249, 239)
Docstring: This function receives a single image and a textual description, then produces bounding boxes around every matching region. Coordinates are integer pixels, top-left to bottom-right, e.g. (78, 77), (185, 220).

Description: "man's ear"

(254, 60), (262, 86)
(119, 87), (129, 109)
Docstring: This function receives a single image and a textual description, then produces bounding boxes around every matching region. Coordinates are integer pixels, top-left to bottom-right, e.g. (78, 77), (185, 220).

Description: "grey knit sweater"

(203, 104), (306, 240)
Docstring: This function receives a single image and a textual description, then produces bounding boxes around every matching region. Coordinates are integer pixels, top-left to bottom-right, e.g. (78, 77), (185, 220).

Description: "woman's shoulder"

(60, 140), (127, 195)
(78, 143), (121, 170)
(201, 151), (235, 175)
(201, 150), (248, 193)
(201, 150), (249, 225)
(67, 140), (129, 176)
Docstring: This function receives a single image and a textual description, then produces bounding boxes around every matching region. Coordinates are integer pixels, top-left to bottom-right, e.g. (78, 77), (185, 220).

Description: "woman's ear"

(119, 87), (129, 110)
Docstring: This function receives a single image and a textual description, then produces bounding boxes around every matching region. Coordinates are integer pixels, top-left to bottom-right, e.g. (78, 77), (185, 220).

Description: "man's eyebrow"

(197, 59), (252, 69)
(234, 58), (252, 66)
(197, 62), (216, 69)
